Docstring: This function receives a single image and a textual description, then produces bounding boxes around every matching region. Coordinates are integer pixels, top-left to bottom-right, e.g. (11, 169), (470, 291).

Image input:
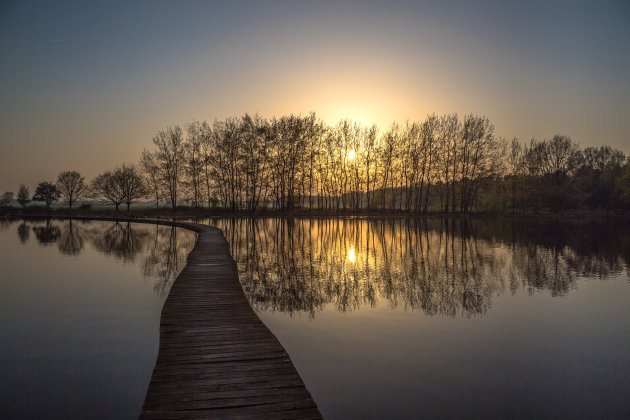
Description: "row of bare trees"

(20, 167), (146, 210)
(8, 112), (628, 212)
(139, 113), (509, 212)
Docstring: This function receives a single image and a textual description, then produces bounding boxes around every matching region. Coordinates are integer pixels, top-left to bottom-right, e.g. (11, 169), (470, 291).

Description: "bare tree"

(363, 124), (379, 210)
(543, 134), (581, 177)
(418, 115), (438, 212)
(436, 114), (460, 212)
(33, 182), (59, 209)
(185, 121), (205, 207)
(239, 114), (271, 212)
(152, 126), (185, 209)
(17, 185), (30, 207)
(210, 118), (241, 210)
(199, 122), (215, 207)
(507, 138), (524, 210)
(463, 115), (504, 212)
(377, 123), (400, 210)
(91, 165), (147, 211)
(0, 191), (14, 206)
(91, 171), (125, 211)
(56, 171), (88, 208)
(582, 146), (626, 173)
(119, 164), (147, 210)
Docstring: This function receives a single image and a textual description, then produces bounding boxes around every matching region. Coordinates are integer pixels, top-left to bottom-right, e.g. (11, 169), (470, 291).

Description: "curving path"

(139, 221), (321, 419)
(15, 216), (321, 419)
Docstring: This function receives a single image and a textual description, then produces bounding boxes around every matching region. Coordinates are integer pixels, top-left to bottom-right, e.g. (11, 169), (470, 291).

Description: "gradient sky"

(1, 0), (629, 192)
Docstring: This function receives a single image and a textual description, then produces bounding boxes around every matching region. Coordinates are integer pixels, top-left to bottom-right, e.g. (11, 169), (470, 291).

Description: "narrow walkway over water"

(13, 215), (321, 419)
(138, 222), (321, 419)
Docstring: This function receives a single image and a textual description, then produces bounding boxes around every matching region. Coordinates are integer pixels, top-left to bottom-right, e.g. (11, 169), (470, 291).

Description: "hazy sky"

(1, 0), (629, 192)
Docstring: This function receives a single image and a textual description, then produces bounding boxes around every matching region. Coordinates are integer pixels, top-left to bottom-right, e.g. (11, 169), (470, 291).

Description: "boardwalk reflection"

(15, 220), (197, 296)
(206, 217), (630, 318)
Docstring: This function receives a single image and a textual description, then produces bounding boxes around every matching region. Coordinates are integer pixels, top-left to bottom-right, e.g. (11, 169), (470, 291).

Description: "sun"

(347, 149), (356, 161)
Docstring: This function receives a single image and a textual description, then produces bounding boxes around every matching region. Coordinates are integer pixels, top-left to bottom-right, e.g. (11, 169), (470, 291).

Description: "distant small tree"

(91, 165), (147, 211)
(17, 185), (30, 207)
(1, 191), (14, 206)
(90, 171), (125, 211)
(33, 182), (60, 209)
(56, 171), (88, 208)
(119, 164), (147, 210)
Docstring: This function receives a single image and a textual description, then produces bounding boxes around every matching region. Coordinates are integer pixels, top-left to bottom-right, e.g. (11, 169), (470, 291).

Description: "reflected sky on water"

(202, 217), (630, 419)
(2, 217), (629, 419)
(0, 220), (196, 419)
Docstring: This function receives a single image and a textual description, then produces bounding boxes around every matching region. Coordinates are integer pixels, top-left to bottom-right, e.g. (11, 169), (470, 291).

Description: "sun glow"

(347, 149), (356, 161)
(348, 246), (356, 263)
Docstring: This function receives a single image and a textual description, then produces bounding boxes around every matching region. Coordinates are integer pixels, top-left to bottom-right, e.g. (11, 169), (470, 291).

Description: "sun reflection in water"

(347, 246), (356, 263)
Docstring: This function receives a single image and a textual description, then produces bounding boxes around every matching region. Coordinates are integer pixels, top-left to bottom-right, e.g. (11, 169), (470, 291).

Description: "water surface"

(204, 217), (630, 419)
(0, 219), (196, 419)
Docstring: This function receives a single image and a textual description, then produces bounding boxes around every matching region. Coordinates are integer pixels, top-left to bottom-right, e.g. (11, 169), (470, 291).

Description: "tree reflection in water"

(205, 217), (630, 318)
(58, 220), (85, 255)
(141, 224), (195, 296)
(90, 221), (148, 261)
(15, 220), (197, 297)
(17, 222), (30, 244)
(12, 217), (629, 315)
(32, 220), (62, 245)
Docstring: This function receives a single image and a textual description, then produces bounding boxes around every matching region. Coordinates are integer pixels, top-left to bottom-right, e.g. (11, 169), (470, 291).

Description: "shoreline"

(2, 206), (628, 222)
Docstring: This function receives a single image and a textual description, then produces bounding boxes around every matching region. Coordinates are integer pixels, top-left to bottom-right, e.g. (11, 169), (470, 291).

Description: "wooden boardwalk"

(14, 216), (321, 418)
(138, 222), (321, 419)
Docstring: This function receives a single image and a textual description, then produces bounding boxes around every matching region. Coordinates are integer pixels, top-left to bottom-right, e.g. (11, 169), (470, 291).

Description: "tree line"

(3, 112), (629, 213)
(3, 166), (147, 211)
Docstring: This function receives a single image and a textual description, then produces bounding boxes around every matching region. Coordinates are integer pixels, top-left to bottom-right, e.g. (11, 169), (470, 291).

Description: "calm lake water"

(202, 217), (630, 420)
(0, 220), (196, 419)
(2, 217), (629, 419)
